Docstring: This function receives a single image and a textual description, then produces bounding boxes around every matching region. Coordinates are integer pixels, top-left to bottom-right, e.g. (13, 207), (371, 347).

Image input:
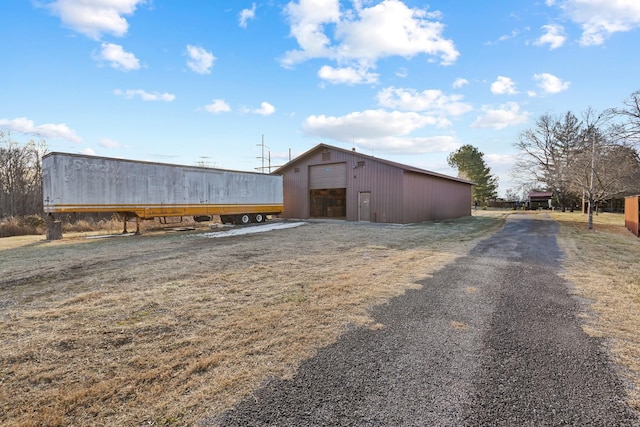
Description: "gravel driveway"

(212, 214), (639, 426)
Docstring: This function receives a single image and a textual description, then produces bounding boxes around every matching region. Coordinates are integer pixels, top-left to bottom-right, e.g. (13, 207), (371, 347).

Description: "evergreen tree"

(447, 145), (498, 204)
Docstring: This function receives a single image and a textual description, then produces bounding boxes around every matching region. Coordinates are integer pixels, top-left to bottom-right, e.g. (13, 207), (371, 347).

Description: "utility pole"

(588, 133), (596, 230)
(256, 137), (288, 173)
(256, 134), (265, 173)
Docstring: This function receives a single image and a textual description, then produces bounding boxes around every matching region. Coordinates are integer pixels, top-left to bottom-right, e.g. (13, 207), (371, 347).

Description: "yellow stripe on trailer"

(45, 203), (284, 219)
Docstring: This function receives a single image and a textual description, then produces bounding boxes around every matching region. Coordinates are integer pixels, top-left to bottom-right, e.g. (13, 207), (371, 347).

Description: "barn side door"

(359, 191), (371, 222)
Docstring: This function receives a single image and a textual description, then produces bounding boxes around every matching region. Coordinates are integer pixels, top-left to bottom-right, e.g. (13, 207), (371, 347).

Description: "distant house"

(528, 191), (554, 209)
(273, 143), (474, 224)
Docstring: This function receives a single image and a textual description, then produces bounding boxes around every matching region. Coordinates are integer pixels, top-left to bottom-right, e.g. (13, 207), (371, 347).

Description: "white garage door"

(309, 163), (347, 189)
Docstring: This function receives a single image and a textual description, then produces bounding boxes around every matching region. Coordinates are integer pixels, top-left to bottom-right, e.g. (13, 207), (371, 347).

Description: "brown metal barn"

(273, 144), (474, 223)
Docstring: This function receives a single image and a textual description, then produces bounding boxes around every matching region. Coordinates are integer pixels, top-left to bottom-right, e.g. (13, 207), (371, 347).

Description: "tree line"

(0, 131), (47, 218)
(446, 89), (640, 226)
(513, 90), (640, 228)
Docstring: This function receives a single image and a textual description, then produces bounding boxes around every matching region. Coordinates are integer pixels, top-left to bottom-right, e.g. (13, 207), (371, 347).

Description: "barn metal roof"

(528, 191), (554, 200)
(273, 143), (475, 186)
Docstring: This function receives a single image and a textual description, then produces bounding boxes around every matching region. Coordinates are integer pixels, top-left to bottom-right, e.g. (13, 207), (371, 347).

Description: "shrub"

(0, 216), (45, 237)
(20, 215), (46, 229)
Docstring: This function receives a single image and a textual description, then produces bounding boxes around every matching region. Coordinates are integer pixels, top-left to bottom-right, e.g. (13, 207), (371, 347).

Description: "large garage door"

(309, 163), (347, 189)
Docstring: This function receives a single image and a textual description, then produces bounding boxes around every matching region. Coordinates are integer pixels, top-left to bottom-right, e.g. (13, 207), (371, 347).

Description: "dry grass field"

(549, 210), (640, 410)
(1, 211), (638, 425)
(0, 215), (502, 426)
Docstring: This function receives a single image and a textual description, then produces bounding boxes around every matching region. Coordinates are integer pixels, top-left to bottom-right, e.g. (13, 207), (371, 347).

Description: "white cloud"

(485, 153), (517, 173)
(204, 99), (231, 114)
(282, 0), (458, 84)
(484, 29), (520, 46)
(95, 43), (140, 71)
(251, 102), (276, 116)
(239, 3), (257, 28)
(452, 78), (468, 88)
(186, 45), (215, 74)
(303, 109), (444, 141)
(46, 0), (145, 40)
(491, 76), (518, 95)
(282, 0), (341, 66)
(114, 89), (175, 101)
(358, 135), (460, 154)
(300, 106), (461, 154)
(99, 138), (125, 149)
(81, 147), (96, 155)
(534, 24), (566, 49)
(471, 102), (530, 130)
(552, 0), (640, 45)
(395, 68), (408, 78)
(335, 1), (459, 65)
(499, 29), (520, 42)
(485, 153), (517, 191)
(0, 117), (81, 142)
(486, 152), (516, 164)
(318, 65), (379, 85)
(533, 72), (570, 94)
(376, 87), (472, 116)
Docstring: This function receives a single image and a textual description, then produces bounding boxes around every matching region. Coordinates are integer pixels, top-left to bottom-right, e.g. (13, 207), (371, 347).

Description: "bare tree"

(611, 89), (640, 146)
(606, 145), (640, 196)
(514, 112), (582, 211)
(0, 131), (48, 217)
(567, 108), (626, 229)
(504, 188), (520, 202)
(514, 107), (639, 229)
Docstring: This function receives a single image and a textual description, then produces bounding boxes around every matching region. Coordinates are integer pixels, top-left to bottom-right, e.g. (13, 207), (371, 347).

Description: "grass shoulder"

(550, 210), (640, 411)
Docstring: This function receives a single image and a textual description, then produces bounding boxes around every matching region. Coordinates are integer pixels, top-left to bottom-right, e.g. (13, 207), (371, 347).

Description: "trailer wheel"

(220, 215), (232, 224)
(238, 214), (251, 225)
(253, 213), (264, 223)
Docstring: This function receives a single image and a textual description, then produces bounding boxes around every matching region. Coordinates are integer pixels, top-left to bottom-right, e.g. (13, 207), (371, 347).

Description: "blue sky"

(1, 0), (639, 196)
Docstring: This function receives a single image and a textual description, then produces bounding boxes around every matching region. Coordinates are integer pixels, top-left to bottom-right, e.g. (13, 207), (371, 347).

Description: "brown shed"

(528, 191), (554, 209)
(273, 143), (474, 223)
(625, 195), (640, 237)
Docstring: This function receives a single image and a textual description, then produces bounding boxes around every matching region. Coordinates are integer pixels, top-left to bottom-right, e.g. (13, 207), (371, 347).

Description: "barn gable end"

(274, 144), (473, 224)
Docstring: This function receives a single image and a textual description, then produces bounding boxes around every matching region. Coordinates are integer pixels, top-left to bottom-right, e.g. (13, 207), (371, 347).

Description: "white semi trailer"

(42, 152), (284, 234)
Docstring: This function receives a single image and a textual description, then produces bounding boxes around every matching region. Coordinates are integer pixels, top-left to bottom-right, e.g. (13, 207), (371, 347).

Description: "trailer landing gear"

(46, 214), (63, 240)
(121, 214), (141, 235)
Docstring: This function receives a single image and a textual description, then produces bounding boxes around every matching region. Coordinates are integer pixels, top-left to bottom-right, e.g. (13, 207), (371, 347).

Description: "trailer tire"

(238, 214), (251, 225)
(220, 215), (232, 224)
(253, 213), (264, 223)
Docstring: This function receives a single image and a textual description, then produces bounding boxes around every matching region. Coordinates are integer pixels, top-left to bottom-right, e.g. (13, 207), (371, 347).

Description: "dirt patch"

(0, 217), (502, 426)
